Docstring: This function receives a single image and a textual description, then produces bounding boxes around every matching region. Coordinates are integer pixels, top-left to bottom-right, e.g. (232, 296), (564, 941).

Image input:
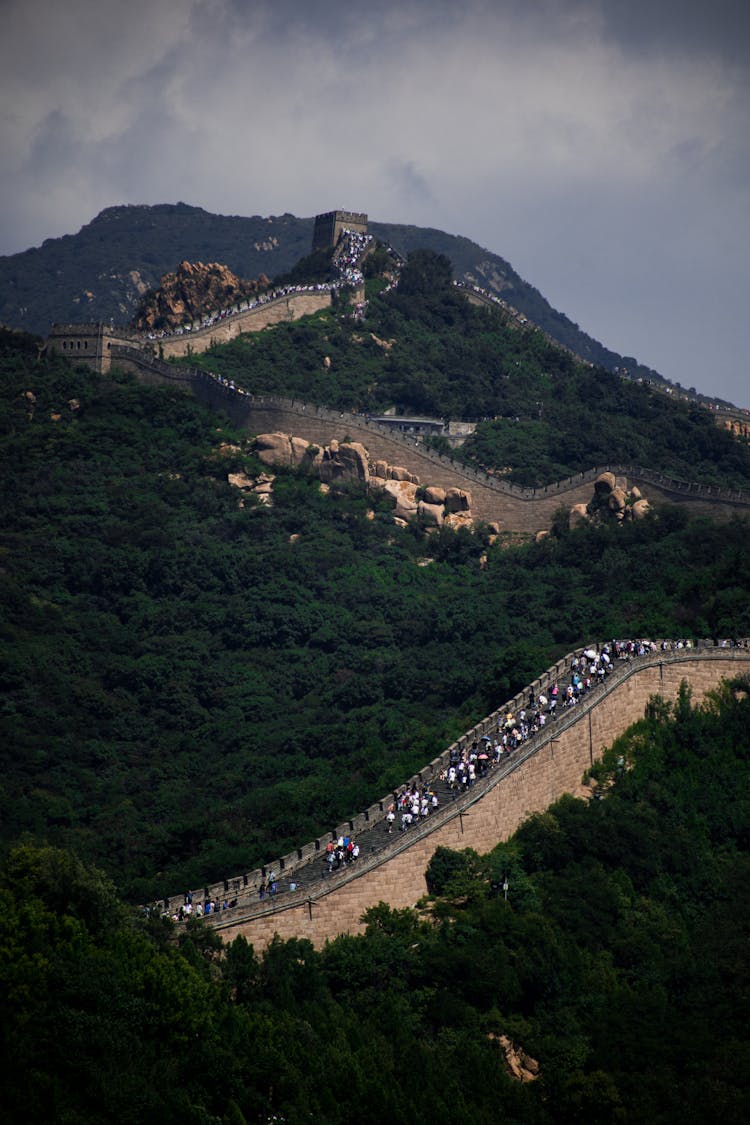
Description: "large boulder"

(383, 479), (419, 519)
(423, 485), (446, 505)
(444, 511), (474, 531)
(632, 498), (651, 519)
(319, 441), (370, 484)
(255, 432), (297, 467)
(594, 471), (616, 494)
(608, 487), (627, 512)
(390, 465), (414, 482)
(445, 487), (471, 513)
(418, 501), (444, 527)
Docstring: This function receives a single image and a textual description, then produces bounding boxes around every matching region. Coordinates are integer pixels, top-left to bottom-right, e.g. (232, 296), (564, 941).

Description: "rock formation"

(487, 1034), (540, 1083)
(569, 471), (652, 530)
(252, 433), (481, 533)
(132, 260), (271, 331)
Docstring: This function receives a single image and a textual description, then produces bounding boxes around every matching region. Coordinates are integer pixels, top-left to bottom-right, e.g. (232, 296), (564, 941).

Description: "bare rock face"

(373, 460), (389, 478)
(417, 501), (444, 527)
(383, 479), (419, 519)
(594, 471), (616, 494)
(493, 1035), (540, 1083)
(632, 498), (651, 519)
(227, 469), (275, 505)
(227, 471), (256, 490)
(608, 487), (627, 512)
(318, 441), (370, 484)
(445, 487), (472, 513)
(423, 485), (446, 505)
(444, 511), (474, 531)
(389, 465), (413, 482)
(569, 503), (589, 529)
(132, 259), (270, 331)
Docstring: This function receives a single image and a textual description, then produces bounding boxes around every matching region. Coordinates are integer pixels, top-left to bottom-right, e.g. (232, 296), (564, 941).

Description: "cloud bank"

(1, 0), (748, 403)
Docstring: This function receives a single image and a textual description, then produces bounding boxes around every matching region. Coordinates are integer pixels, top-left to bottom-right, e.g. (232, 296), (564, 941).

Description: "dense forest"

(3, 681), (749, 1123)
(190, 251), (750, 489)
(3, 232), (750, 1121)
(2, 323), (750, 903)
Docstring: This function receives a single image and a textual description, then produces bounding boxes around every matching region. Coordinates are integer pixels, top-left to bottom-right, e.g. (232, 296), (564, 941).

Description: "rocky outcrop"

(488, 1035), (540, 1083)
(253, 433), (486, 534)
(132, 260), (270, 331)
(255, 432), (316, 469)
(318, 440), (370, 484)
(568, 471), (652, 529)
(227, 470), (275, 506)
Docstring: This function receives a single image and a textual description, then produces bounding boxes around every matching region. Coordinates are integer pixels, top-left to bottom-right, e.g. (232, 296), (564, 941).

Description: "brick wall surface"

(159, 291), (333, 358)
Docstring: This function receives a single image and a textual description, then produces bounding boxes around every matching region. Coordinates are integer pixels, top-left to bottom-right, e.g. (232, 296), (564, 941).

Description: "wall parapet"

(155, 640), (750, 930)
(109, 347), (750, 510)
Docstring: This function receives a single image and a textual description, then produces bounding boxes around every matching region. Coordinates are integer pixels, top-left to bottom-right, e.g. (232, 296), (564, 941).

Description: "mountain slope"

(3, 328), (750, 899)
(1, 203), (662, 385)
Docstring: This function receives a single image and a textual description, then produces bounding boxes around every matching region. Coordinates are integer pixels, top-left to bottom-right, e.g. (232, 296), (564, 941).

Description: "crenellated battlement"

(154, 641), (750, 948)
(312, 209), (368, 251)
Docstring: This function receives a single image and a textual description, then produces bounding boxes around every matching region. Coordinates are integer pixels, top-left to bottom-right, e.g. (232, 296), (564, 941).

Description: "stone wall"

(108, 348), (750, 533)
(158, 290), (335, 359)
(203, 647), (750, 951)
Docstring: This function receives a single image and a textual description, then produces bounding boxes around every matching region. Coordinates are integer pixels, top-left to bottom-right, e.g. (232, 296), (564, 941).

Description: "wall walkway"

(112, 347), (750, 533)
(164, 644), (750, 949)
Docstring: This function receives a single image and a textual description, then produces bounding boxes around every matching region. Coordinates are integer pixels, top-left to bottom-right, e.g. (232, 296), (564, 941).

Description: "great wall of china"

(42, 216), (750, 947)
(162, 642), (750, 949)
(106, 345), (750, 532)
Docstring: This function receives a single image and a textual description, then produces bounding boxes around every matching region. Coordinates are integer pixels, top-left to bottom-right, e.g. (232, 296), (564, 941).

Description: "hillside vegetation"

(190, 250), (750, 489)
(1, 203), (667, 387)
(2, 327), (750, 903)
(3, 681), (749, 1123)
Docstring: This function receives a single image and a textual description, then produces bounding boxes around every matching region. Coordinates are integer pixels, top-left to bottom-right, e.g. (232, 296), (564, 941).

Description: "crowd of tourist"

(145, 229), (375, 343)
(385, 785), (441, 833)
(157, 636), (737, 922)
(390, 638), (707, 831)
(171, 889), (238, 922)
(145, 281), (336, 341)
(323, 835), (361, 871)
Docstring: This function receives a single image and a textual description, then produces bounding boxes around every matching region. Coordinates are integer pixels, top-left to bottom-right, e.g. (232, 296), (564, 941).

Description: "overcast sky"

(1, 0), (748, 404)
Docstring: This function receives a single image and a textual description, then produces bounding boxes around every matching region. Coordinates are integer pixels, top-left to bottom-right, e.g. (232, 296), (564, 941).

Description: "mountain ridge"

(1, 202), (673, 392)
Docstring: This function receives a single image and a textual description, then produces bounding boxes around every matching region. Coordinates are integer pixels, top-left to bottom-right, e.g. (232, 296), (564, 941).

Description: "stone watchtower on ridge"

(312, 209), (368, 253)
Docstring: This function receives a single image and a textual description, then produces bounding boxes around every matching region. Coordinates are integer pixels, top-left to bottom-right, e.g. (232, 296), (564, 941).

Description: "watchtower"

(312, 210), (368, 253)
(46, 322), (139, 374)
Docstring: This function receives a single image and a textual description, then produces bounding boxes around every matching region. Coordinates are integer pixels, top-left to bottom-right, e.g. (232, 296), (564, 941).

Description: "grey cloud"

(595, 0), (750, 69)
(386, 159), (436, 205)
(0, 0), (748, 405)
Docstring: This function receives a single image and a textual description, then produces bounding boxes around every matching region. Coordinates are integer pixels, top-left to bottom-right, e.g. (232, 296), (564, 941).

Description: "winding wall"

(175, 645), (750, 950)
(112, 347), (750, 532)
